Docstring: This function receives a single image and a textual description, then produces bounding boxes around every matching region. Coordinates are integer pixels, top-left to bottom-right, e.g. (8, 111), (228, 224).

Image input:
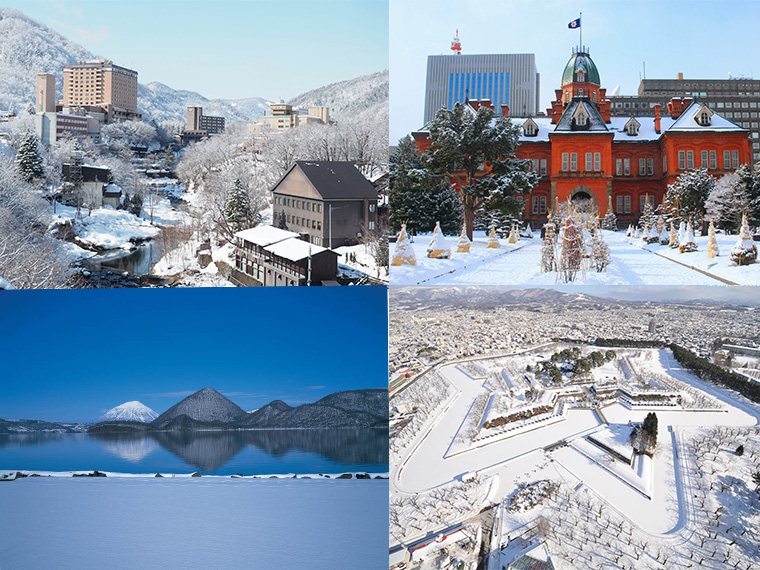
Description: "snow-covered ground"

(0, 477), (387, 570)
(51, 203), (160, 250)
(390, 229), (760, 286)
(390, 346), (760, 568)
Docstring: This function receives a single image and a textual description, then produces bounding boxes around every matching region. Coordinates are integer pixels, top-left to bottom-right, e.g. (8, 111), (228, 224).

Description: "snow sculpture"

(678, 220), (687, 248)
(391, 224), (417, 266)
(730, 213), (757, 265)
(507, 224), (518, 244)
(707, 220), (719, 258)
(426, 222), (451, 259)
(679, 221), (698, 253)
(487, 225), (500, 248)
(456, 224), (471, 253)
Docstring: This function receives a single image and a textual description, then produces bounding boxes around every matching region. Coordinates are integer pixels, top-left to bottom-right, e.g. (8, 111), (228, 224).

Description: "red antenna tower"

(451, 29), (462, 55)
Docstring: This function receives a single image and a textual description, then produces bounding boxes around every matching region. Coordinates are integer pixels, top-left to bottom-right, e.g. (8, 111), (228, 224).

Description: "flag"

(568, 18), (581, 29)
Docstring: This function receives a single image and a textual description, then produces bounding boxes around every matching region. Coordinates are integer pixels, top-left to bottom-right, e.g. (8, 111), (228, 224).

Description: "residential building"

(608, 73), (760, 164)
(424, 51), (540, 125)
(233, 226), (339, 286)
(414, 47), (752, 228)
(271, 161), (379, 248)
(60, 59), (141, 122)
(258, 101), (331, 131)
(61, 161), (121, 209)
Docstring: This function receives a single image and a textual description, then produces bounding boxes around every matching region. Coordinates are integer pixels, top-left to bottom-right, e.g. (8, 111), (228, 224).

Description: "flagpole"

(580, 12), (582, 51)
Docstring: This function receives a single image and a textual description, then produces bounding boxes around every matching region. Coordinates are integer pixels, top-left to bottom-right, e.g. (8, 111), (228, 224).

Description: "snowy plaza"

(389, 344), (760, 569)
(390, 228), (760, 287)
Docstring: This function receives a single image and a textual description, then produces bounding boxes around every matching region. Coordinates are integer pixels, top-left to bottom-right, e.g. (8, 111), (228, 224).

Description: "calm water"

(85, 242), (158, 275)
(0, 428), (388, 475)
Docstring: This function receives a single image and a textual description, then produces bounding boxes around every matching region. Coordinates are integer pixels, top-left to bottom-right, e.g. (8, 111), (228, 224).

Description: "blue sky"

(391, 0), (760, 142)
(7, 0), (388, 100)
(0, 287), (388, 422)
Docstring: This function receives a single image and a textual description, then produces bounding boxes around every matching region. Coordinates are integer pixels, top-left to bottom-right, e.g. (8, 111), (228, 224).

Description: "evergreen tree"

(736, 163), (760, 230)
(664, 167), (714, 227)
(426, 103), (538, 239)
(163, 147), (175, 170)
(389, 136), (462, 235)
(15, 131), (44, 183)
(639, 197), (656, 229)
(225, 179), (255, 235)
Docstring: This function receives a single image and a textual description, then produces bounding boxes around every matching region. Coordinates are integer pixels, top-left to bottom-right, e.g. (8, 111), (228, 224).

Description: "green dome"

(561, 51), (601, 87)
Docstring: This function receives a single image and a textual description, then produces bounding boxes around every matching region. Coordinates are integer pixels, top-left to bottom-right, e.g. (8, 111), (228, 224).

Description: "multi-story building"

(414, 47), (752, 228)
(271, 161), (379, 248)
(182, 106), (225, 144)
(424, 52), (540, 125)
(35, 73), (102, 145)
(60, 59), (141, 122)
(258, 101), (331, 131)
(608, 74), (760, 164)
(233, 225), (339, 286)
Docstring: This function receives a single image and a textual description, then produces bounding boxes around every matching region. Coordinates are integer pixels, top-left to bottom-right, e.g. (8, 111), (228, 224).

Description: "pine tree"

(225, 179), (255, 234)
(426, 102), (538, 239)
(163, 147), (175, 170)
(664, 167), (714, 227)
(601, 209), (617, 231)
(639, 197), (655, 230)
(705, 171), (747, 232)
(15, 131), (44, 183)
(735, 163), (760, 230)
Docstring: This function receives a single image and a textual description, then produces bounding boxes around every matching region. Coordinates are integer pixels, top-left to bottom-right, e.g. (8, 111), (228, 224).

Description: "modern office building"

(187, 106), (225, 133)
(60, 59), (141, 122)
(608, 74), (760, 164)
(423, 53), (540, 125)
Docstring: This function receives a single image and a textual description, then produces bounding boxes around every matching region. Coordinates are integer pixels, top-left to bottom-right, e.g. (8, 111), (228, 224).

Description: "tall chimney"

(654, 104), (661, 134)
(677, 72), (684, 80)
(501, 104), (509, 117)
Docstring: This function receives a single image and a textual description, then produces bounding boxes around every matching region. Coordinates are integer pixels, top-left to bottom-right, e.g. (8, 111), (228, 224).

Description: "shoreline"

(0, 469), (389, 480)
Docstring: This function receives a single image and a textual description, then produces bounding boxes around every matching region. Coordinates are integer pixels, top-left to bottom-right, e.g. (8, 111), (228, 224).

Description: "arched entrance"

(569, 185), (598, 214)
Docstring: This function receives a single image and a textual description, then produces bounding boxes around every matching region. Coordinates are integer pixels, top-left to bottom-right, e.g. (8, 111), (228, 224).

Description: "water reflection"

(85, 243), (157, 275)
(97, 433), (160, 463)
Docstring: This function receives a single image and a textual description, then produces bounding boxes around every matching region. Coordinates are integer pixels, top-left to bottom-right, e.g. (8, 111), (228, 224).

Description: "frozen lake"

(0, 428), (388, 475)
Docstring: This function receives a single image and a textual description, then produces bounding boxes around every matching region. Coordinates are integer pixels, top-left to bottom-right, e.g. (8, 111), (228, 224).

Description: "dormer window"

(624, 117), (641, 136)
(523, 118), (539, 137)
(572, 104), (590, 129)
(694, 104), (714, 126)
(577, 70), (585, 82)
(577, 113), (587, 126)
(578, 88), (584, 97)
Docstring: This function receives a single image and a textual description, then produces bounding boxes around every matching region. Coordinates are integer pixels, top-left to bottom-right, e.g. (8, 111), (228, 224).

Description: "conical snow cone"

(391, 224), (417, 266)
(730, 212), (758, 265)
(487, 225), (500, 248)
(669, 221), (679, 249)
(507, 224), (518, 244)
(456, 224), (471, 253)
(679, 221), (698, 253)
(707, 221), (719, 258)
(427, 222), (451, 259)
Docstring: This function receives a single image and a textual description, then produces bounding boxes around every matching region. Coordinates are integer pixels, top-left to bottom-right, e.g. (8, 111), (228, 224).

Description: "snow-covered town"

(389, 288), (760, 570)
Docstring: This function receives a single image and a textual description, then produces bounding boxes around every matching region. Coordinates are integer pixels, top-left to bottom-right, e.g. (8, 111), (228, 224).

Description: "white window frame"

(624, 158), (631, 176)
(639, 158), (646, 176)
(647, 158), (654, 176)
(686, 150), (694, 169)
(562, 152), (569, 171)
(570, 153), (578, 171)
(593, 152), (601, 172)
(709, 151), (716, 170)
(585, 152), (593, 171)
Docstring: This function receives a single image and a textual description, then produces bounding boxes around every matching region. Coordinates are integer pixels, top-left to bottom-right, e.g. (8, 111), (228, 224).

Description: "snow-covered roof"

(235, 225), (299, 247)
(265, 237), (335, 262)
(668, 101), (748, 133)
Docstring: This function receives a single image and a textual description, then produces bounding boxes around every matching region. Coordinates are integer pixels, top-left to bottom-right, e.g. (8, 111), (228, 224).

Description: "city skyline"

(6, 0), (388, 101)
(390, 0), (760, 143)
(0, 287), (388, 422)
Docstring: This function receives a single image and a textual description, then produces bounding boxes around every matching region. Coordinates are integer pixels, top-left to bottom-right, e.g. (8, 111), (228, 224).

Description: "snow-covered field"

(390, 346), (760, 568)
(52, 203), (160, 250)
(0, 477), (387, 570)
(390, 229), (760, 286)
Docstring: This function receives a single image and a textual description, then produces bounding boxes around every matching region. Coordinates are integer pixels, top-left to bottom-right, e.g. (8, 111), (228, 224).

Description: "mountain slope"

(287, 70), (388, 122)
(152, 388), (246, 428)
(241, 389), (387, 429)
(98, 401), (158, 423)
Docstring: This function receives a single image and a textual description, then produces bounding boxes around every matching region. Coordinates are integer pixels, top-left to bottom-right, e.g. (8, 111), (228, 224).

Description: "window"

(562, 152), (569, 171)
(593, 91), (597, 102)
(617, 195), (631, 214)
(625, 195), (631, 213)
(579, 88), (584, 97)
(698, 111), (711, 126)
(369, 204), (376, 213)
(565, 90), (569, 103)
(616, 158), (623, 176)
(686, 151), (694, 169)
(540, 196), (547, 214)
(594, 152), (601, 172)
(640, 194), (654, 212)
(540, 159), (547, 176)
(586, 152), (592, 171)
(709, 150), (716, 170)
(724, 150), (731, 168)
(701, 150), (708, 168)
(627, 122), (638, 136)
(732, 150), (739, 168)
(576, 112), (587, 127)
(624, 158), (630, 176)
(570, 153), (577, 171)
(368, 221), (375, 230)
(532, 196), (539, 214)
(532, 158), (539, 172)
(639, 158), (646, 176)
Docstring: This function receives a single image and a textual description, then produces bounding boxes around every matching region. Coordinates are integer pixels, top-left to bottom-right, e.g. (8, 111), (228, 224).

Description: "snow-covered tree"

(558, 215), (584, 283)
(541, 221), (556, 273)
(705, 171), (748, 232)
(15, 131), (44, 183)
(426, 102), (538, 239)
(224, 179), (256, 235)
(389, 136), (461, 235)
(591, 230), (611, 272)
(639, 197), (655, 229)
(730, 213), (757, 265)
(679, 221), (698, 252)
(707, 220), (719, 258)
(664, 167), (714, 227)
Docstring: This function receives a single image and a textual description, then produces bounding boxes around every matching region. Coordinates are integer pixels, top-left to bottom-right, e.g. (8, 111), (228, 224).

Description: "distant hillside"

(151, 388), (247, 429)
(0, 418), (88, 434)
(287, 70), (389, 122)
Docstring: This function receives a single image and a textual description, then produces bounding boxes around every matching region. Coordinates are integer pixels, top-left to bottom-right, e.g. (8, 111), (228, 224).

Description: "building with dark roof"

(414, 46), (752, 228)
(271, 161), (379, 248)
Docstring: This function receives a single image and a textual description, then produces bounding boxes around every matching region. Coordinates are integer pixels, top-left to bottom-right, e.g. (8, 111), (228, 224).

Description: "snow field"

(0, 477), (387, 570)
(390, 229), (760, 286)
(51, 203), (160, 250)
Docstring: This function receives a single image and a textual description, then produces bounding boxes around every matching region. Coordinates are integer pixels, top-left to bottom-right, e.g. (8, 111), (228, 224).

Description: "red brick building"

(414, 48), (752, 228)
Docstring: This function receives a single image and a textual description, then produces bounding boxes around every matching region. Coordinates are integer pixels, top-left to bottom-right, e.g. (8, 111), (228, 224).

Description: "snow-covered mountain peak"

(98, 401), (158, 423)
